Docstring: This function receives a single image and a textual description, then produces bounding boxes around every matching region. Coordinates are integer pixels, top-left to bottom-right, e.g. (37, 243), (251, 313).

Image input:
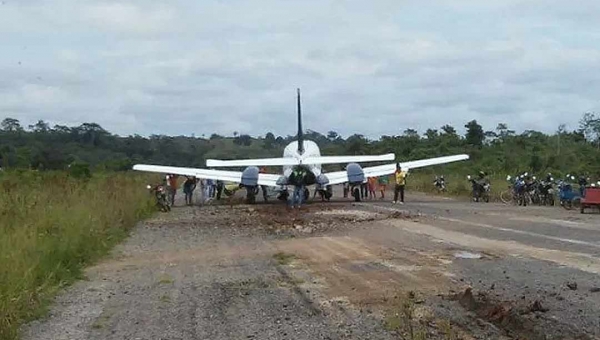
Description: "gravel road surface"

(22, 190), (600, 339)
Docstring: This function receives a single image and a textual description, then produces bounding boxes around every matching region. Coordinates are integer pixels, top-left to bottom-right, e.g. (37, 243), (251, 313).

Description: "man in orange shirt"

(167, 174), (179, 206)
(368, 177), (377, 199)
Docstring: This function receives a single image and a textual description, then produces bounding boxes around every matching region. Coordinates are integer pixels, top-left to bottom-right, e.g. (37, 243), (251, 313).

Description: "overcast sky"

(1, 1), (599, 139)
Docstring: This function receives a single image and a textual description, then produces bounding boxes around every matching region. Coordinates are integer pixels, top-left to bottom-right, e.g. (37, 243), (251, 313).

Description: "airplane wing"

(324, 154), (470, 185)
(132, 164), (280, 187)
(206, 153), (395, 167)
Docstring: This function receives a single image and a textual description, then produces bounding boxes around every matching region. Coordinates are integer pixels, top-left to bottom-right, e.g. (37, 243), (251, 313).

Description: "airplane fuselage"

(282, 140), (322, 186)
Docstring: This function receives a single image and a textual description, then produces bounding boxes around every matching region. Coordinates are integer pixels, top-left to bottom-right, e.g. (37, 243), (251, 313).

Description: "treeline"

(1, 113), (600, 176)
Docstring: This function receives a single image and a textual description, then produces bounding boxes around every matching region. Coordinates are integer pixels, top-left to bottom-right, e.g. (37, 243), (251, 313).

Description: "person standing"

(368, 177), (377, 200)
(378, 175), (389, 200)
(288, 168), (307, 208)
(167, 174), (179, 206)
(343, 182), (349, 198)
(183, 176), (197, 206)
(259, 167), (268, 202)
(361, 180), (368, 199)
(393, 164), (407, 204)
(216, 180), (224, 200)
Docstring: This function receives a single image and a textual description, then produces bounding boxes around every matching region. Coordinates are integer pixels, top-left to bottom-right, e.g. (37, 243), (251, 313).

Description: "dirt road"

(23, 192), (600, 339)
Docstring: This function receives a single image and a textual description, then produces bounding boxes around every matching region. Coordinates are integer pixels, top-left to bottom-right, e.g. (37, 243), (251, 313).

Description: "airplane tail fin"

(297, 88), (304, 154)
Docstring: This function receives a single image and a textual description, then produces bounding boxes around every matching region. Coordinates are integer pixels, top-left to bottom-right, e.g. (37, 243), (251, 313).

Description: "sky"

(1, 0), (599, 139)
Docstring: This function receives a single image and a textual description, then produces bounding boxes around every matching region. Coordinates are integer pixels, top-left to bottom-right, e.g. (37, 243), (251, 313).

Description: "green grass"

(0, 171), (155, 340)
(157, 274), (174, 285)
(273, 252), (296, 265)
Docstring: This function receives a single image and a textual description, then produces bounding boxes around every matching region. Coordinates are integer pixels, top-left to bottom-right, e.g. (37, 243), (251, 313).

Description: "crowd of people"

(342, 164), (407, 204)
(160, 174), (226, 206)
(157, 163), (411, 208)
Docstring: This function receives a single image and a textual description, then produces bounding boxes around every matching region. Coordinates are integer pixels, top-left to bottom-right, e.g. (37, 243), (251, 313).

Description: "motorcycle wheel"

(500, 190), (513, 204)
(572, 197), (581, 209)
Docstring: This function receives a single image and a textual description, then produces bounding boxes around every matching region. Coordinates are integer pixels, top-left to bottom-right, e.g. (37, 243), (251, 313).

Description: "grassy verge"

(0, 171), (155, 340)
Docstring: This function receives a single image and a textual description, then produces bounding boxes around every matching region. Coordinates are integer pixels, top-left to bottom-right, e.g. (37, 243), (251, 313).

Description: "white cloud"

(0, 0), (599, 138)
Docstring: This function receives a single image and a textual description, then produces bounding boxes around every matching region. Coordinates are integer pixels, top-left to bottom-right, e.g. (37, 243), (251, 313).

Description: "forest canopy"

(1, 113), (600, 177)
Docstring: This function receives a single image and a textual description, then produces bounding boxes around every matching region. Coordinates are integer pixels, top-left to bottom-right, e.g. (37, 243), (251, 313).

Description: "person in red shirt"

(167, 174), (179, 206)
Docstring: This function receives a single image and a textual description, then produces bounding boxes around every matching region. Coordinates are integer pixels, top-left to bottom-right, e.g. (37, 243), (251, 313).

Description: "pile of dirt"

(449, 287), (593, 340)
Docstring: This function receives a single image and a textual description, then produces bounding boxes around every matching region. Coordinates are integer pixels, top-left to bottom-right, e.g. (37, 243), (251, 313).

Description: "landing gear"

(245, 185), (259, 204)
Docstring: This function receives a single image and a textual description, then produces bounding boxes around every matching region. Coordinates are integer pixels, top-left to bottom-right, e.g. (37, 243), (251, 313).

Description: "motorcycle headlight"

(146, 185), (152, 189)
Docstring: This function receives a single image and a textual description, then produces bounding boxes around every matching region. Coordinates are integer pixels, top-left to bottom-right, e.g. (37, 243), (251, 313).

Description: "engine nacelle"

(241, 166), (260, 186)
(346, 163), (365, 184)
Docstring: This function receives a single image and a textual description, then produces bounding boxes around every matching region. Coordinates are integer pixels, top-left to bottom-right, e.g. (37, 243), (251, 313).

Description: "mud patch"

(448, 287), (594, 340)
(313, 209), (383, 220)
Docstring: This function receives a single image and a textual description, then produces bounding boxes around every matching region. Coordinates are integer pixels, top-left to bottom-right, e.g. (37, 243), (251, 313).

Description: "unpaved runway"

(23, 192), (600, 339)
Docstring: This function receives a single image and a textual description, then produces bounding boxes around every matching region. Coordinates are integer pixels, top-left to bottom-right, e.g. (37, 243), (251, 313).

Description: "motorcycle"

(467, 175), (490, 202)
(433, 176), (446, 193)
(148, 184), (171, 212)
(558, 175), (581, 210)
(538, 178), (555, 206)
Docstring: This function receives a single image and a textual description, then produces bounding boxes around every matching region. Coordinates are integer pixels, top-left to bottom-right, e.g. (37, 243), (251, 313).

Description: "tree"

(495, 123), (515, 139)
(424, 129), (438, 140)
(465, 120), (484, 147)
(234, 134), (252, 146)
(345, 134), (368, 154)
(29, 120), (50, 133)
(1, 118), (22, 132)
(403, 129), (419, 139)
(440, 125), (457, 136)
(264, 132), (276, 149)
(327, 130), (339, 141)
(579, 112), (600, 148)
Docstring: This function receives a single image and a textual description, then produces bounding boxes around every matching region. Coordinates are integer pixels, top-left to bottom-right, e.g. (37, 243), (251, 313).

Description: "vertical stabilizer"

(297, 88), (304, 154)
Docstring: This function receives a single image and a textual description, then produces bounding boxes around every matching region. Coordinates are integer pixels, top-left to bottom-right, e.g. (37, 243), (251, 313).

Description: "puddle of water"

(454, 251), (482, 259)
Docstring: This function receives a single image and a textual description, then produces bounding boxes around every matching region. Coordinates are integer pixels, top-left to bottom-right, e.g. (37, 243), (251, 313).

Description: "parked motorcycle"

(467, 175), (490, 202)
(538, 177), (555, 206)
(558, 175), (581, 210)
(433, 176), (446, 193)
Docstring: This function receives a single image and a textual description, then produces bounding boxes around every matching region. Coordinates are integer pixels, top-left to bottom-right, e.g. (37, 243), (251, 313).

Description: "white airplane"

(133, 89), (469, 203)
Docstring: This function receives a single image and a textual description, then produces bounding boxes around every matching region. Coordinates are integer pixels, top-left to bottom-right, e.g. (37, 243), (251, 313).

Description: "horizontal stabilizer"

(206, 158), (299, 167)
(302, 153), (395, 165)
